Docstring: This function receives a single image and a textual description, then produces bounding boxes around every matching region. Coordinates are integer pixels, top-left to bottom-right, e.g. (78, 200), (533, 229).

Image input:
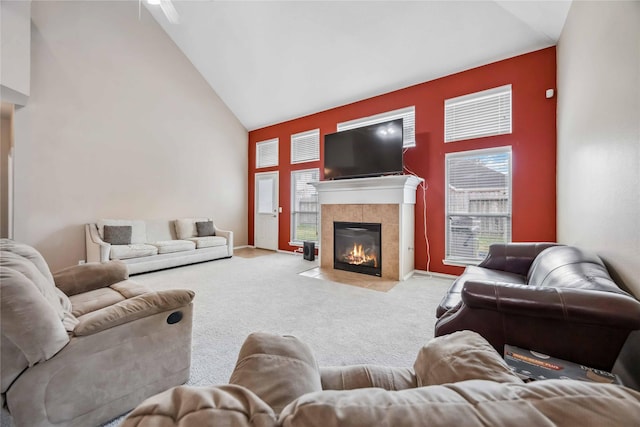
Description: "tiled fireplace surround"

(311, 175), (423, 281)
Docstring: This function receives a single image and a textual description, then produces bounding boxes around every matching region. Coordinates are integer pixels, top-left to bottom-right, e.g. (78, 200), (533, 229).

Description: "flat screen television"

(323, 118), (404, 180)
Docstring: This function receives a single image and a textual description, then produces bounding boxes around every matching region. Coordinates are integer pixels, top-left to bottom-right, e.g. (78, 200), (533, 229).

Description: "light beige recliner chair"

(0, 239), (195, 427)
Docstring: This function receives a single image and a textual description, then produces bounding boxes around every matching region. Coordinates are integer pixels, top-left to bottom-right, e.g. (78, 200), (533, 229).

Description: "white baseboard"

(412, 269), (458, 280)
(234, 245), (252, 249)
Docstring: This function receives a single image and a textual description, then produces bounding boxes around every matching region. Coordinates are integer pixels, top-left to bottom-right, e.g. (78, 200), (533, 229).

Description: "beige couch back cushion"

(279, 380), (640, 427)
(145, 220), (178, 242)
(0, 250), (74, 327)
(0, 239), (55, 283)
(175, 218), (210, 240)
(122, 385), (277, 427)
(0, 266), (70, 368)
(414, 330), (522, 386)
(229, 332), (322, 415)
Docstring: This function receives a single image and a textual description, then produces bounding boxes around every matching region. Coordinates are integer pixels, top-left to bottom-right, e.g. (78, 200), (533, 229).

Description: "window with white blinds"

(291, 168), (320, 244)
(291, 129), (320, 164)
(445, 146), (512, 264)
(256, 138), (279, 168)
(444, 85), (512, 143)
(337, 106), (416, 148)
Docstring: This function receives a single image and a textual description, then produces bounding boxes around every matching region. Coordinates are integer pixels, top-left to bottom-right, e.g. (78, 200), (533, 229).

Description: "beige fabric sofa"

(122, 331), (640, 426)
(86, 217), (233, 275)
(0, 239), (195, 427)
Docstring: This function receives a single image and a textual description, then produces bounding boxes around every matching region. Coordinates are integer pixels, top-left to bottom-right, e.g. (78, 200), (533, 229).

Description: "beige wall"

(557, 0), (640, 390)
(13, 1), (248, 270)
(557, 1), (640, 297)
(0, 0), (31, 105)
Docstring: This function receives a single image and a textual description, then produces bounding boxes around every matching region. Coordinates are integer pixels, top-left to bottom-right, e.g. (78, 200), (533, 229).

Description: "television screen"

(324, 119), (404, 180)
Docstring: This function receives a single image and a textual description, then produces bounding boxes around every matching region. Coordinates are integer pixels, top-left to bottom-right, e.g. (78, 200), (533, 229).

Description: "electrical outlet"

(78, 260), (86, 265)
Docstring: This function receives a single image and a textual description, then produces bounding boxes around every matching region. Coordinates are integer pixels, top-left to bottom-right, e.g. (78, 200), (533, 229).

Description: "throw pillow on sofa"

(175, 218), (209, 240)
(196, 221), (216, 237)
(103, 225), (132, 245)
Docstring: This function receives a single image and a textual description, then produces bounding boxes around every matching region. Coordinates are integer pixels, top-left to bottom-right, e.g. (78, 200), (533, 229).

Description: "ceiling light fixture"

(139, 0), (180, 24)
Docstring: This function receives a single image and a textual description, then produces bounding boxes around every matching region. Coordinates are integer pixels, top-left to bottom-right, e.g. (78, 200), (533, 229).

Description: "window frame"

(291, 129), (320, 164)
(256, 138), (279, 169)
(444, 85), (512, 143)
(444, 146), (512, 265)
(337, 106), (416, 148)
(290, 168), (320, 246)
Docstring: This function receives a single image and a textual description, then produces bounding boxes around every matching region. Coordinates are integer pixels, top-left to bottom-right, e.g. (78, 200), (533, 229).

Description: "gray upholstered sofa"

(0, 239), (195, 427)
(121, 331), (640, 426)
(86, 217), (233, 275)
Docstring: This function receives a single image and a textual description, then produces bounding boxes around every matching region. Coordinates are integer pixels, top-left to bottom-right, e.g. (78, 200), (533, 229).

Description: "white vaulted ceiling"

(145, 1), (572, 131)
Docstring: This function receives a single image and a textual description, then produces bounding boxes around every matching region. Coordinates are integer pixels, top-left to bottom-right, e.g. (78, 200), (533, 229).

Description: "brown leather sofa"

(435, 243), (640, 371)
(121, 331), (640, 427)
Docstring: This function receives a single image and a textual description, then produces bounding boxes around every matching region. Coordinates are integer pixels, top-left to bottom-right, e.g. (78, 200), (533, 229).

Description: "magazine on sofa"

(504, 345), (622, 385)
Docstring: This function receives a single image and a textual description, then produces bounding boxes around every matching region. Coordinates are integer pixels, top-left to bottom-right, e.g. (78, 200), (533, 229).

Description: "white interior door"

(254, 172), (279, 250)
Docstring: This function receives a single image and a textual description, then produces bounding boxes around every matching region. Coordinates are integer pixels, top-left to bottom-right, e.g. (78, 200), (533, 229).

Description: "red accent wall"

(248, 47), (557, 275)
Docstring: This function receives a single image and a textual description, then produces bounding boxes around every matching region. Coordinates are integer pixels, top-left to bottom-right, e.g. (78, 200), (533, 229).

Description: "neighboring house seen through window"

(291, 168), (319, 244)
(445, 147), (512, 264)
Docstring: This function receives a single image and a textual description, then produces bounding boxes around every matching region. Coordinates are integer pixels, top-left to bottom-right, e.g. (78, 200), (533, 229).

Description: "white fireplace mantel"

(311, 175), (423, 281)
(310, 175), (423, 205)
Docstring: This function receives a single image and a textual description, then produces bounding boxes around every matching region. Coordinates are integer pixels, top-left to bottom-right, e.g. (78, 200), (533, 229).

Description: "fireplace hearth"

(334, 222), (382, 277)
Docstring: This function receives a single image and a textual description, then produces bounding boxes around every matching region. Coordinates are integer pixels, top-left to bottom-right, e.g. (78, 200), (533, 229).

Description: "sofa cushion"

(98, 219), (147, 244)
(175, 217), (209, 240)
(0, 251), (73, 325)
(229, 332), (322, 414)
(121, 385), (277, 427)
(110, 244), (158, 260)
(0, 266), (70, 366)
(320, 365), (416, 391)
(109, 279), (153, 298)
(413, 330), (522, 386)
(69, 287), (126, 317)
(188, 236), (227, 249)
(278, 379), (640, 427)
(150, 240), (196, 254)
(0, 239), (55, 284)
(527, 246), (628, 294)
(196, 221), (216, 237)
(103, 225), (132, 245)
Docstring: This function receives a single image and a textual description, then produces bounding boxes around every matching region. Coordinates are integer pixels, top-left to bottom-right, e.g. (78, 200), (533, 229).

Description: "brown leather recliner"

(435, 243), (640, 371)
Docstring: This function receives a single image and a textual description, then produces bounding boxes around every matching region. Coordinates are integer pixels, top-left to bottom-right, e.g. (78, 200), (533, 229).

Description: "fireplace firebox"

(333, 222), (382, 277)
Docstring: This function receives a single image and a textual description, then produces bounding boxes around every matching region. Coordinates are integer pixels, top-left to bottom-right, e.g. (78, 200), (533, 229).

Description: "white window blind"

(291, 168), (320, 243)
(256, 138), (279, 168)
(445, 146), (512, 264)
(291, 129), (320, 164)
(445, 85), (512, 143)
(337, 106), (416, 148)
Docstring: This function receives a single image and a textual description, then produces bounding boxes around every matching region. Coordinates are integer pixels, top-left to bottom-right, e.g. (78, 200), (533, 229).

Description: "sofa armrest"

(477, 242), (558, 276)
(215, 226), (234, 256)
(462, 281), (640, 328)
(85, 223), (111, 262)
(53, 260), (129, 296)
(74, 289), (195, 336)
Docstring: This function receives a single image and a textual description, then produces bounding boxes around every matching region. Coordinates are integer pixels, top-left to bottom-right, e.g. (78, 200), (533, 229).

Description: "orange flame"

(344, 243), (378, 267)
